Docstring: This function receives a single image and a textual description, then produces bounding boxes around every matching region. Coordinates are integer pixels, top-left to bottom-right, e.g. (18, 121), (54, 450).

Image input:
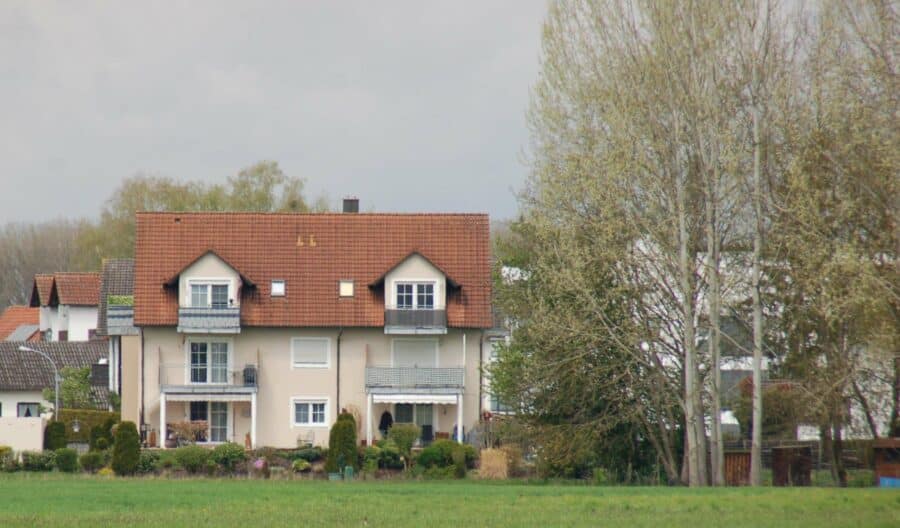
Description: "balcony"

(107, 304), (139, 336)
(365, 366), (464, 393)
(159, 363), (258, 395)
(177, 306), (241, 334)
(384, 308), (447, 335)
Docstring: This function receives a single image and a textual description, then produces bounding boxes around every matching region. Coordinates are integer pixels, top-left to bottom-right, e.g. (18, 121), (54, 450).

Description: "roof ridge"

(135, 211), (489, 217)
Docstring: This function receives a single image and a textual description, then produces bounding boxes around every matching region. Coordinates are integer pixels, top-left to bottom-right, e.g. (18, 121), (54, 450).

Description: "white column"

(159, 393), (166, 448)
(366, 393), (373, 446)
(250, 392), (258, 449)
(456, 394), (464, 443)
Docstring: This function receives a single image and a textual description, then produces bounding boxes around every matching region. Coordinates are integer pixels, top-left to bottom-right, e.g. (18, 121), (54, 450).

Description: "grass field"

(0, 474), (897, 527)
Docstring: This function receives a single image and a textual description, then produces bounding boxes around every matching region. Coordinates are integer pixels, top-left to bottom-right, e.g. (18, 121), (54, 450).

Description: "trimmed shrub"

(1, 446), (19, 472)
(211, 442), (246, 471)
(416, 439), (477, 469)
(21, 451), (55, 472)
(54, 448), (79, 472)
(290, 446), (324, 462)
(174, 445), (211, 474)
(325, 416), (358, 472)
(292, 459), (311, 473)
(57, 409), (119, 443)
(111, 421), (140, 475)
(388, 423), (420, 459)
(44, 421), (67, 451)
(79, 451), (104, 473)
(137, 450), (161, 474)
(89, 419), (115, 451)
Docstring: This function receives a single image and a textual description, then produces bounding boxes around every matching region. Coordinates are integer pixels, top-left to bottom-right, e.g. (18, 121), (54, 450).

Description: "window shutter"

(292, 338), (329, 366)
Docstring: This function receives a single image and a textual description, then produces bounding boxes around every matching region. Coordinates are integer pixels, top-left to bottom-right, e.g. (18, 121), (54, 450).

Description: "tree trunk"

(749, 69), (765, 487)
(706, 172), (725, 486)
(851, 380), (880, 439)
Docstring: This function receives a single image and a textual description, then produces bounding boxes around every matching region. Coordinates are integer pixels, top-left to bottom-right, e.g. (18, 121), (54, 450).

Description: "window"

(339, 280), (354, 298)
(0, 402), (3, 416)
(189, 282), (230, 309)
(293, 399), (328, 426)
(189, 340), (229, 384)
(395, 282), (435, 309)
(189, 401), (228, 443)
(291, 338), (329, 368)
(490, 394), (514, 414)
(271, 280), (286, 297)
(18, 402), (39, 418)
(58, 330), (68, 342)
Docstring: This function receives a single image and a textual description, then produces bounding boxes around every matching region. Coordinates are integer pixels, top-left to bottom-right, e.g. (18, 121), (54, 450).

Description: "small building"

(0, 305), (40, 342)
(29, 272), (100, 342)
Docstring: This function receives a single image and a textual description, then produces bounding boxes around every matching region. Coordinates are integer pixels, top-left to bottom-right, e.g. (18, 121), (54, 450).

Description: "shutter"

(393, 340), (437, 367)
(292, 338), (329, 366)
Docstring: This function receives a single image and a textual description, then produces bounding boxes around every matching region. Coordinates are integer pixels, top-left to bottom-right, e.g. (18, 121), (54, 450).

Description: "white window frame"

(271, 280), (286, 297)
(390, 338), (440, 367)
(291, 337), (331, 369)
(184, 337), (233, 385)
(186, 278), (232, 309)
(339, 280), (354, 298)
(290, 397), (330, 428)
(393, 280), (437, 310)
(188, 401), (232, 444)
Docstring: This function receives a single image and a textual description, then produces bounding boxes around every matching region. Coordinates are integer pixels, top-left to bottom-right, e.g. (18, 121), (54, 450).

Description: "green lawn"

(0, 474), (897, 527)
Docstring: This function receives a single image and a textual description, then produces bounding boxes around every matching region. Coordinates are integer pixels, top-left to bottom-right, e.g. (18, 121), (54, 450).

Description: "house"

(0, 305), (40, 342)
(95, 258), (139, 417)
(29, 273), (101, 342)
(0, 340), (109, 419)
(128, 202), (493, 449)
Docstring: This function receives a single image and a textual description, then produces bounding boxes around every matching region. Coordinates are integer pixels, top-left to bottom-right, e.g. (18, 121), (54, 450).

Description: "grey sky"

(0, 1), (546, 223)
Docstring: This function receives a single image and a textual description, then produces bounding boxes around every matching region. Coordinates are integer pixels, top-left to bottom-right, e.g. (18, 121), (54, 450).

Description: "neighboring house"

(0, 306), (40, 342)
(0, 341), (109, 419)
(29, 273), (100, 342)
(129, 203), (493, 449)
(95, 259), (139, 415)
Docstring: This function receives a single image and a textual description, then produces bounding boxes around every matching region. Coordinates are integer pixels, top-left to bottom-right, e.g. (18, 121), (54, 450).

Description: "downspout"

(139, 329), (145, 439)
(336, 328), (343, 413)
(478, 330), (484, 417)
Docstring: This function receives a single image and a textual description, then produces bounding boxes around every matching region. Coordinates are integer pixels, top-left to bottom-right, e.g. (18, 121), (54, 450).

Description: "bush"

(478, 448), (508, 479)
(325, 416), (358, 472)
(158, 450), (178, 469)
(388, 423), (420, 459)
(90, 419), (116, 451)
(1, 446), (19, 472)
(57, 409), (119, 443)
(501, 445), (523, 477)
(292, 459), (311, 473)
(21, 451), (55, 472)
(44, 421), (67, 451)
(174, 445), (211, 474)
(111, 421), (140, 475)
(137, 450), (161, 474)
(98, 467), (114, 477)
(79, 451), (105, 473)
(416, 439), (477, 469)
(290, 446), (324, 462)
(211, 442), (247, 471)
(54, 448), (79, 472)
(451, 445), (467, 478)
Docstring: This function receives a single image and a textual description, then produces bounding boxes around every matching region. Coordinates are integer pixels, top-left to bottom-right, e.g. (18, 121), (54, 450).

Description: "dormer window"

(396, 282), (434, 310)
(190, 282), (229, 309)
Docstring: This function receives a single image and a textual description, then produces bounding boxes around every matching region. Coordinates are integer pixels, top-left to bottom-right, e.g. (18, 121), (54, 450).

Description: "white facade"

(39, 305), (97, 342)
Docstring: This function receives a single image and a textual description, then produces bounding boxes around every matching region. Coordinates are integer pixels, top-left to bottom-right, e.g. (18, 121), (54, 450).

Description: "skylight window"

(339, 280), (354, 298)
(271, 280), (286, 297)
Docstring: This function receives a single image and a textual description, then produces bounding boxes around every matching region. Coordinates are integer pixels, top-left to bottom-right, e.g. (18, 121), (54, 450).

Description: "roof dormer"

(371, 252), (457, 335)
(166, 251), (250, 334)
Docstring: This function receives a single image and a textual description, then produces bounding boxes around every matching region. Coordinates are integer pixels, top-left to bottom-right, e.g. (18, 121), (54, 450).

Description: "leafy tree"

(43, 367), (93, 410)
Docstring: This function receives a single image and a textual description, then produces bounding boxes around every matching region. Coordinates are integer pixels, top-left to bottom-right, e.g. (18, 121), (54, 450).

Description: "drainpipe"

(478, 330), (484, 417)
(336, 328), (343, 414)
(139, 330), (145, 438)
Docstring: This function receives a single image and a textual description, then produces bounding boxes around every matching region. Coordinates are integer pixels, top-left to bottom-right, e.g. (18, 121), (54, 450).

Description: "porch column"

(366, 393), (373, 446)
(250, 392), (258, 449)
(456, 393), (464, 443)
(159, 393), (166, 448)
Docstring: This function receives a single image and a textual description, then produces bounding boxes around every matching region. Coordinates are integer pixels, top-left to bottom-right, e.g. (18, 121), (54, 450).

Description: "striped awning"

(372, 394), (458, 405)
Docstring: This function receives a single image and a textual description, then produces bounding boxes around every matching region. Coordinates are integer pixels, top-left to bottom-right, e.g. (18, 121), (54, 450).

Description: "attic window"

(339, 280), (354, 298)
(271, 280), (286, 297)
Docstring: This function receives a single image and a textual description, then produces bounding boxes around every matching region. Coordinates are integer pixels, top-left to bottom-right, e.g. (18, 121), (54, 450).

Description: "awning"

(164, 393), (253, 403)
(373, 394), (458, 405)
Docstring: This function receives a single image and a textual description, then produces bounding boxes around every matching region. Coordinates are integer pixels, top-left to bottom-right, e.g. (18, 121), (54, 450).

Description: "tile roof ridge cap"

(135, 211), (489, 216)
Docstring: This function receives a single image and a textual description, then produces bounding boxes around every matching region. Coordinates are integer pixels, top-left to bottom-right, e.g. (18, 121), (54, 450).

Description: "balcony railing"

(384, 308), (447, 335)
(177, 306), (241, 334)
(107, 305), (139, 336)
(159, 363), (258, 393)
(365, 366), (464, 391)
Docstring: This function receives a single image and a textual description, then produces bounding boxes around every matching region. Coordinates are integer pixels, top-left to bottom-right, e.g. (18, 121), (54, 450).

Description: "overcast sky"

(0, 1), (546, 224)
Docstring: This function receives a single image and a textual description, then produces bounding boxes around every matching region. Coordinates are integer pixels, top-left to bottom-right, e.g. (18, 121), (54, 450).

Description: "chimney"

(342, 197), (359, 213)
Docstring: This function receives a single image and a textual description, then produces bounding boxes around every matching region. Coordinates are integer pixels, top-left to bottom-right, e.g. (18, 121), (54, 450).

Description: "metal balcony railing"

(107, 305), (139, 336)
(365, 366), (464, 390)
(384, 308), (447, 334)
(177, 306), (241, 334)
(159, 363), (258, 392)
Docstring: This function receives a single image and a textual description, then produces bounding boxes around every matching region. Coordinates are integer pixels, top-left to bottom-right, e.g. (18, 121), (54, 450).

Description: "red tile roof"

(30, 275), (55, 307)
(53, 273), (101, 306)
(0, 306), (39, 340)
(134, 212), (492, 328)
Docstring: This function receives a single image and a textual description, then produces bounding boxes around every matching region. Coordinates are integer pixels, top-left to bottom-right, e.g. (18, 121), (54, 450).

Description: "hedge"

(57, 409), (120, 443)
